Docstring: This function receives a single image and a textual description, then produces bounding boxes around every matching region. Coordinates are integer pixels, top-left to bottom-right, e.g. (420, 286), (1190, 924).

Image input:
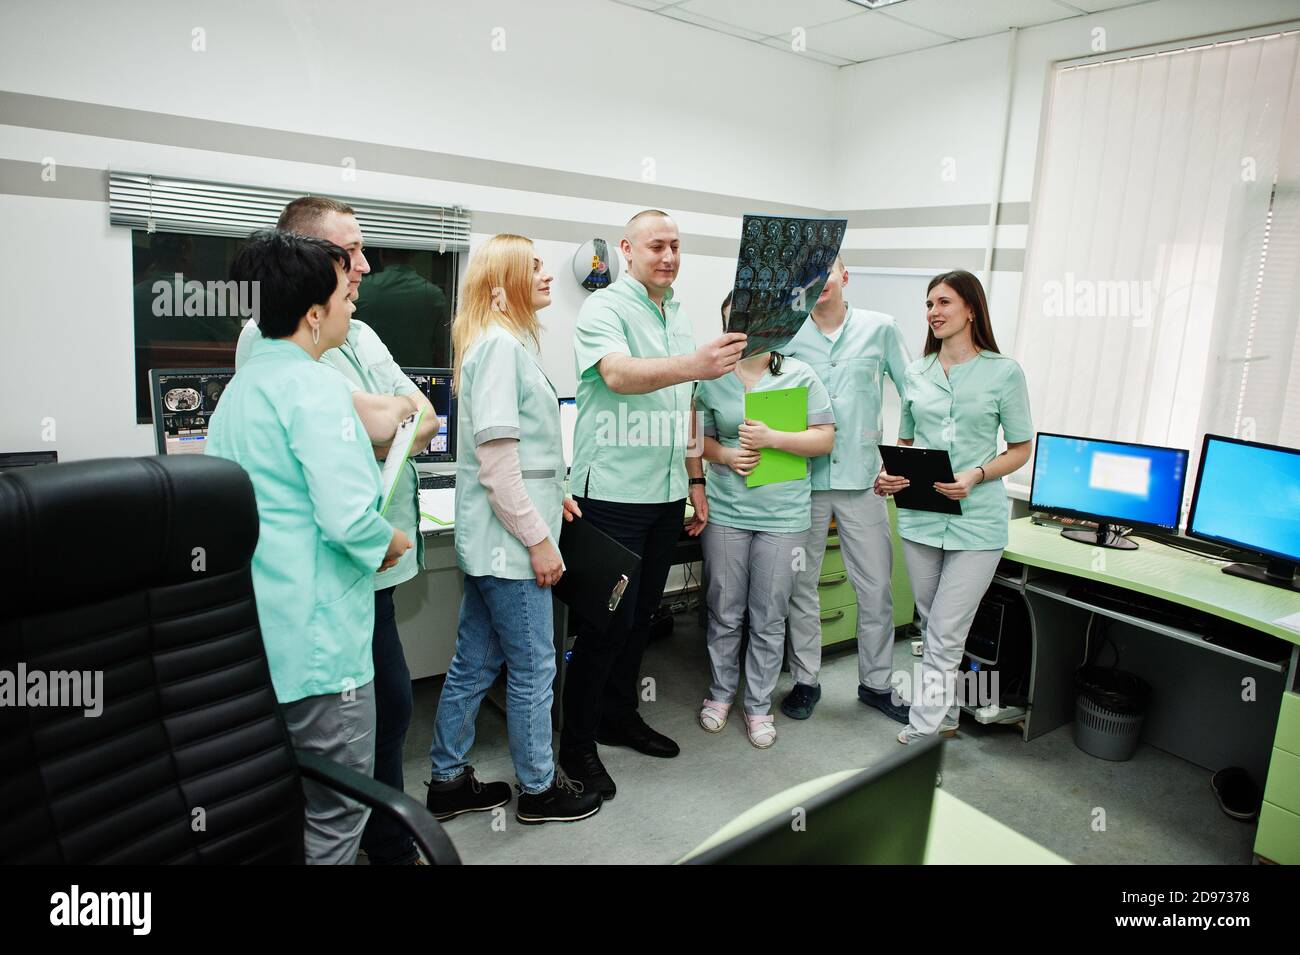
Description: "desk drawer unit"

(1256, 691), (1300, 864)
(818, 605), (859, 647)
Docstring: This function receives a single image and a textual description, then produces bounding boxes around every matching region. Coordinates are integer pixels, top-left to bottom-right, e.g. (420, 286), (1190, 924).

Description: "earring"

(312, 324), (320, 346)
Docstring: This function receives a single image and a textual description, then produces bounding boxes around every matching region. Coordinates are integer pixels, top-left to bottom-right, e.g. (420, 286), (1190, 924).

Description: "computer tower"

(960, 589), (1031, 707)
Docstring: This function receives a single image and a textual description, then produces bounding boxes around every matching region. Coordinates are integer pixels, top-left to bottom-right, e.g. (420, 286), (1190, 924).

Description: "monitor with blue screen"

(1187, 434), (1300, 592)
(402, 368), (456, 465)
(1029, 433), (1189, 550)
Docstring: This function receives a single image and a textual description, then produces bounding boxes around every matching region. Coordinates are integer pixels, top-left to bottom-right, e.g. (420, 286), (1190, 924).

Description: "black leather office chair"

(0, 455), (459, 864)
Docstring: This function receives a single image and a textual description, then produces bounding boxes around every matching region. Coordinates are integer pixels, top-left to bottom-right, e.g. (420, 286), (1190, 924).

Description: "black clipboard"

(877, 445), (962, 515)
(552, 516), (641, 630)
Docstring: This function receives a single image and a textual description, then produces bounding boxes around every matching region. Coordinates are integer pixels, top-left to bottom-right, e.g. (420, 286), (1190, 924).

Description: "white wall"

(0, 0), (838, 461)
(834, 0), (1300, 348)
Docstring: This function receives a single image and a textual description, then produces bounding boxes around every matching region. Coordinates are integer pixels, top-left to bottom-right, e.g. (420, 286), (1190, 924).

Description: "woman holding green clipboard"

(693, 294), (835, 748)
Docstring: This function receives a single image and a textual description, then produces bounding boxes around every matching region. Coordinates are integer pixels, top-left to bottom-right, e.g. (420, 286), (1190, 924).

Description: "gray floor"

(397, 611), (1258, 865)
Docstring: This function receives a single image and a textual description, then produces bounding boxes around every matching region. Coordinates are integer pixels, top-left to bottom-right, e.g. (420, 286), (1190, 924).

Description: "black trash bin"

(1073, 666), (1151, 761)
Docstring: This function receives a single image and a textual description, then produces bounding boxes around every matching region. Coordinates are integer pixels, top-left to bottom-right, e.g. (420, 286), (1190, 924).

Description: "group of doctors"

(206, 198), (1033, 863)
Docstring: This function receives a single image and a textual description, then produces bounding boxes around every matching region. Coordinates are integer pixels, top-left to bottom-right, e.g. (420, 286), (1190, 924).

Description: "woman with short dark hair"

(207, 229), (411, 863)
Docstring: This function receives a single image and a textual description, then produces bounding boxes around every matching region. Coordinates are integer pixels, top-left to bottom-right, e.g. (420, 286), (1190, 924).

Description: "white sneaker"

(745, 713), (777, 749)
(699, 699), (731, 733)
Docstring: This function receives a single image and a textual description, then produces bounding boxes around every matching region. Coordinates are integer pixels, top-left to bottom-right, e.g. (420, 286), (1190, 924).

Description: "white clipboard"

(379, 408), (424, 516)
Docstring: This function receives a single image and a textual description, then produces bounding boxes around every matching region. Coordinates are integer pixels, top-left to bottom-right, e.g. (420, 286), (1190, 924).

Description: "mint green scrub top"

(237, 317), (422, 587)
(694, 357), (834, 534)
(783, 302), (910, 490)
(896, 351), (1033, 551)
(454, 325), (566, 580)
(571, 274), (696, 504)
(207, 335), (393, 703)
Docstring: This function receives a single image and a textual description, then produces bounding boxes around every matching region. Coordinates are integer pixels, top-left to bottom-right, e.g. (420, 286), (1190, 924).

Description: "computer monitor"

(403, 368), (456, 464)
(558, 397), (577, 471)
(684, 734), (943, 864)
(149, 368), (235, 455)
(0, 451), (57, 472)
(1186, 434), (1300, 592)
(1029, 432), (1189, 550)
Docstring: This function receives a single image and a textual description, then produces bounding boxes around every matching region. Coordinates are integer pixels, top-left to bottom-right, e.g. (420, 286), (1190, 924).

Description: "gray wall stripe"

(0, 157), (103, 201)
(0, 157), (1026, 270)
(1, 90), (1029, 229)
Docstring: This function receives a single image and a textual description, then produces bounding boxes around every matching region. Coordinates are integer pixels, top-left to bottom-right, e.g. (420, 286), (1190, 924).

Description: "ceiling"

(609, 0), (1152, 66)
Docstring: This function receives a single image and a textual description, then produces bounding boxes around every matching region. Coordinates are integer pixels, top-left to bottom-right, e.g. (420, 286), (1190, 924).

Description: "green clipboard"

(744, 387), (807, 488)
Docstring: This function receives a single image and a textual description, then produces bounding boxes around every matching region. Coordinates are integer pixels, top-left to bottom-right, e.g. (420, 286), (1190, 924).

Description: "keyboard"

(418, 473), (455, 490)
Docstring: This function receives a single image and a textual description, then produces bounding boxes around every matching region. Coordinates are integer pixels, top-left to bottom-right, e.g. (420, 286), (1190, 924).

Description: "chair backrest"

(0, 455), (306, 863)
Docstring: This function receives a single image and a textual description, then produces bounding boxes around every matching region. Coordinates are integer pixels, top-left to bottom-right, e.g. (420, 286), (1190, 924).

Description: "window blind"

(108, 171), (471, 252)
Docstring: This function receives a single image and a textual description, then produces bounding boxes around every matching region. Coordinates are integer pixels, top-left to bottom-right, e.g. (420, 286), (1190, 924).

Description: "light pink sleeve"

(476, 438), (551, 548)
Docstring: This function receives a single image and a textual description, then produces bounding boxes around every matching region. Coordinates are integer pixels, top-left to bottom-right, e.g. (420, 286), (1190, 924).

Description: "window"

(131, 230), (456, 423)
(1014, 29), (1300, 493)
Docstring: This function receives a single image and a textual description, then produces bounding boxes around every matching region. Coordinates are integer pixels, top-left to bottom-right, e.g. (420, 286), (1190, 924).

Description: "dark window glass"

(132, 230), (456, 423)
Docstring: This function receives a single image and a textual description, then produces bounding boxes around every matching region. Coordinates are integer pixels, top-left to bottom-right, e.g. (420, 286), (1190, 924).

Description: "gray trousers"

(900, 541), (1001, 740)
(701, 523), (805, 715)
(786, 489), (895, 691)
(281, 680), (376, 864)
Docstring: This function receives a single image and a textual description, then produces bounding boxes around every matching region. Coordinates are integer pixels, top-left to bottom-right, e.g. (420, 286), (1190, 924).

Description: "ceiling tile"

(881, 0), (1076, 40)
(608, 0), (678, 10)
(802, 10), (953, 62)
(760, 35), (854, 66)
(678, 0), (860, 37)
(657, 5), (770, 40)
(1052, 0), (1148, 11)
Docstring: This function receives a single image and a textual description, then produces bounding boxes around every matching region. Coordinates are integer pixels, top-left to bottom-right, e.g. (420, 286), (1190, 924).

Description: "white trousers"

(786, 489), (895, 691)
(899, 540), (1001, 741)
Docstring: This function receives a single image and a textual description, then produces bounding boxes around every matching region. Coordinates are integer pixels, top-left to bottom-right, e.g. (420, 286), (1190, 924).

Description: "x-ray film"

(725, 215), (848, 358)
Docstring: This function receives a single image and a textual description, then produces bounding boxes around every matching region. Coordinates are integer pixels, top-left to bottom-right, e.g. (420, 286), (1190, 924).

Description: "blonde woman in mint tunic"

(424, 235), (602, 826)
(694, 295), (835, 749)
(876, 271), (1032, 744)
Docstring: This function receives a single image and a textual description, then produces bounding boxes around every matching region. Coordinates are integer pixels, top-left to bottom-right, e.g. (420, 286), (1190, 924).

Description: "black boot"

(516, 770), (603, 825)
(424, 766), (511, 821)
(596, 713), (680, 758)
(558, 747), (616, 800)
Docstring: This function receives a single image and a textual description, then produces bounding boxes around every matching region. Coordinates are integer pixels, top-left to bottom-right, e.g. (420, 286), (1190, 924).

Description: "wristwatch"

(689, 477), (706, 486)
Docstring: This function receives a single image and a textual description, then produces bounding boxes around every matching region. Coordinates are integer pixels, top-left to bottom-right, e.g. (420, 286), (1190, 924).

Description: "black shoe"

(424, 766), (511, 821)
(516, 770), (603, 825)
(858, 684), (910, 725)
(558, 747), (617, 800)
(780, 683), (822, 720)
(1211, 767), (1261, 821)
(596, 714), (680, 758)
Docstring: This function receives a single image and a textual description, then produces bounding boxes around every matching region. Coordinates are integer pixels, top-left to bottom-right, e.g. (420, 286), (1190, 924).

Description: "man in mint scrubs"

(561, 209), (747, 797)
(235, 197), (439, 865)
(782, 256), (911, 721)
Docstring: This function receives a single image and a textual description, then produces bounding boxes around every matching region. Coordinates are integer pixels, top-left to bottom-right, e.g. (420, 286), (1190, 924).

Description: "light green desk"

(681, 769), (1068, 865)
(999, 518), (1300, 863)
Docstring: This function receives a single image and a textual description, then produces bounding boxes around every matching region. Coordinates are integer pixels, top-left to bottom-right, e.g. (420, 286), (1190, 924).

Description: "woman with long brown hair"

(425, 234), (601, 824)
(875, 270), (1033, 744)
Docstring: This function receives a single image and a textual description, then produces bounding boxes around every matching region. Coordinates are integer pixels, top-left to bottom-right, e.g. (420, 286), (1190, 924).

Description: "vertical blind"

(108, 172), (472, 252)
(1015, 30), (1300, 489)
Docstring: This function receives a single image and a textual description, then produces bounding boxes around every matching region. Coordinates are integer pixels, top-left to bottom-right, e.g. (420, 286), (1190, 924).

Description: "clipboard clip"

(608, 574), (630, 612)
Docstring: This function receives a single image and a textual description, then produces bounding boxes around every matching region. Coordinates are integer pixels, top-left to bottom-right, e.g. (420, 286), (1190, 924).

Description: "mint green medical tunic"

(237, 318), (423, 587)
(207, 336), (393, 703)
(571, 274), (696, 504)
(454, 325), (566, 580)
(783, 302), (910, 491)
(694, 358), (835, 534)
(896, 351), (1033, 551)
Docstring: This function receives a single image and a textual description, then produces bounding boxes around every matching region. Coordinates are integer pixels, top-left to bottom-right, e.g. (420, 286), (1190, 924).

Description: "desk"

(998, 518), (1300, 863)
(680, 769), (1068, 864)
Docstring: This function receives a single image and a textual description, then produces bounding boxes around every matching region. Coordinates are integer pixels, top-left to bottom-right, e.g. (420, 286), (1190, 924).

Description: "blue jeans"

(429, 574), (557, 794)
